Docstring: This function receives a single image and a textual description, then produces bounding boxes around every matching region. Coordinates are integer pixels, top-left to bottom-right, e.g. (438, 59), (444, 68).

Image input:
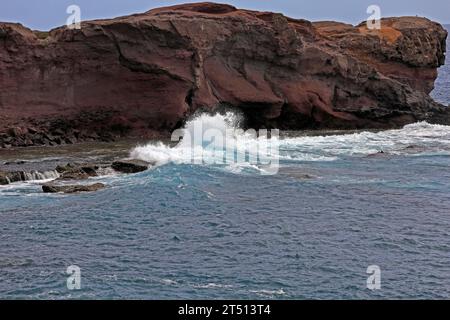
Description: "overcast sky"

(1, 0), (449, 31)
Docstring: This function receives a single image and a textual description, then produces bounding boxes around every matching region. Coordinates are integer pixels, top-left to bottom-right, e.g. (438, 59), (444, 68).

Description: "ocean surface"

(0, 26), (449, 300)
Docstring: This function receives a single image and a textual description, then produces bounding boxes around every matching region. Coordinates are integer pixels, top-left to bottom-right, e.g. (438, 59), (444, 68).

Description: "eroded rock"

(56, 164), (99, 180)
(111, 160), (151, 173)
(42, 183), (105, 194)
(0, 157), (151, 186)
(0, 170), (60, 185)
(0, 3), (448, 147)
(0, 172), (9, 185)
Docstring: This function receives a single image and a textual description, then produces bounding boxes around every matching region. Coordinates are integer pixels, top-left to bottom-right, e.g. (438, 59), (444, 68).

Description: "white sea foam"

(0, 170), (60, 185)
(161, 279), (178, 285)
(131, 112), (280, 173)
(130, 113), (450, 172)
(249, 288), (286, 296)
(193, 283), (234, 289)
(23, 170), (60, 182)
(280, 121), (450, 159)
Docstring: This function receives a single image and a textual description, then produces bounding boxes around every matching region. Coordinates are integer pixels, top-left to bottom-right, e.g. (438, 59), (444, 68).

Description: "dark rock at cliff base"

(0, 3), (448, 147)
(111, 160), (151, 173)
(42, 183), (105, 194)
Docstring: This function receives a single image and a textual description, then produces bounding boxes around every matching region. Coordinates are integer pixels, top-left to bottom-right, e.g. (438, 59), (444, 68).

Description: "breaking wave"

(280, 121), (450, 160)
(131, 112), (450, 171)
(130, 112), (280, 173)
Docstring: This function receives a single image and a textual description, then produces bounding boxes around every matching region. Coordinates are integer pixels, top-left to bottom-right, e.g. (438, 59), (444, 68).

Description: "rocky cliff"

(0, 2), (448, 147)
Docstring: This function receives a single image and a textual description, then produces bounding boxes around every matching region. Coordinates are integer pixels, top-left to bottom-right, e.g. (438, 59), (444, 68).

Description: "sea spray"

(130, 112), (280, 174)
(131, 119), (450, 171)
(279, 121), (450, 159)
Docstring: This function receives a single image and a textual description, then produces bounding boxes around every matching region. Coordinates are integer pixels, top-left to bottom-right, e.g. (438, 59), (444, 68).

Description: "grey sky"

(1, 0), (449, 31)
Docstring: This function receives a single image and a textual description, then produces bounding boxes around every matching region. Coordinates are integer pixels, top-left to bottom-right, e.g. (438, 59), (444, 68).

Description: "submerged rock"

(279, 168), (316, 180)
(42, 183), (105, 194)
(0, 3), (448, 147)
(111, 160), (151, 173)
(366, 150), (390, 158)
(3, 160), (26, 165)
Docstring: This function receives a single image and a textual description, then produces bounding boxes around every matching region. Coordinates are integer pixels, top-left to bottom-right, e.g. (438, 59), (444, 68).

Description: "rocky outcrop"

(0, 158), (152, 189)
(111, 160), (152, 173)
(56, 163), (99, 180)
(42, 183), (105, 193)
(0, 2), (448, 147)
(0, 169), (59, 185)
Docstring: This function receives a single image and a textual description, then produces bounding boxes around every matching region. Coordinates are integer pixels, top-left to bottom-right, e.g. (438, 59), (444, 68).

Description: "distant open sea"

(0, 26), (449, 300)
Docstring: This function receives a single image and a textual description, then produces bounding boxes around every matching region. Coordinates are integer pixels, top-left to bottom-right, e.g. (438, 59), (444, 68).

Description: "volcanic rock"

(0, 172), (9, 185)
(111, 160), (151, 173)
(0, 2), (448, 147)
(0, 170), (60, 185)
(42, 183), (105, 193)
(56, 164), (99, 180)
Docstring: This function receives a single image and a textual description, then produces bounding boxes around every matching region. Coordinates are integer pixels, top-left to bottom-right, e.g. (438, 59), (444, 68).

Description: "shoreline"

(0, 122), (443, 168)
(1, 121), (447, 190)
(0, 138), (155, 189)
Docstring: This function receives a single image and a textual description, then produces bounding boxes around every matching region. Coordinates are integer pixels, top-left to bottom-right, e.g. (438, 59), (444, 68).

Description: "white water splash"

(131, 115), (450, 171)
(249, 288), (286, 297)
(131, 112), (280, 173)
(279, 121), (450, 160)
(2, 170), (60, 185)
(24, 170), (60, 182)
(193, 283), (234, 289)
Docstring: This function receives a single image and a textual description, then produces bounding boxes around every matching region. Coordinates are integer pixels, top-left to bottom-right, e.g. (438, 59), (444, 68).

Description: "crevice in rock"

(185, 88), (194, 108)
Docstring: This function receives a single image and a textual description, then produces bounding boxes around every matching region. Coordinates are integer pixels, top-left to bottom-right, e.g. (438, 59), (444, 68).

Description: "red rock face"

(0, 2), (448, 147)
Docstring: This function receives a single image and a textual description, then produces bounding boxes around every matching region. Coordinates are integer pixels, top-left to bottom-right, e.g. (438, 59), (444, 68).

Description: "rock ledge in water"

(56, 164), (99, 180)
(111, 160), (152, 173)
(42, 183), (105, 194)
(0, 170), (59, 185)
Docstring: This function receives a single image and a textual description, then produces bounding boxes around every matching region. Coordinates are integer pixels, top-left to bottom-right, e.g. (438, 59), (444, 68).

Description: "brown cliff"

(0, 2), (448, 147)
